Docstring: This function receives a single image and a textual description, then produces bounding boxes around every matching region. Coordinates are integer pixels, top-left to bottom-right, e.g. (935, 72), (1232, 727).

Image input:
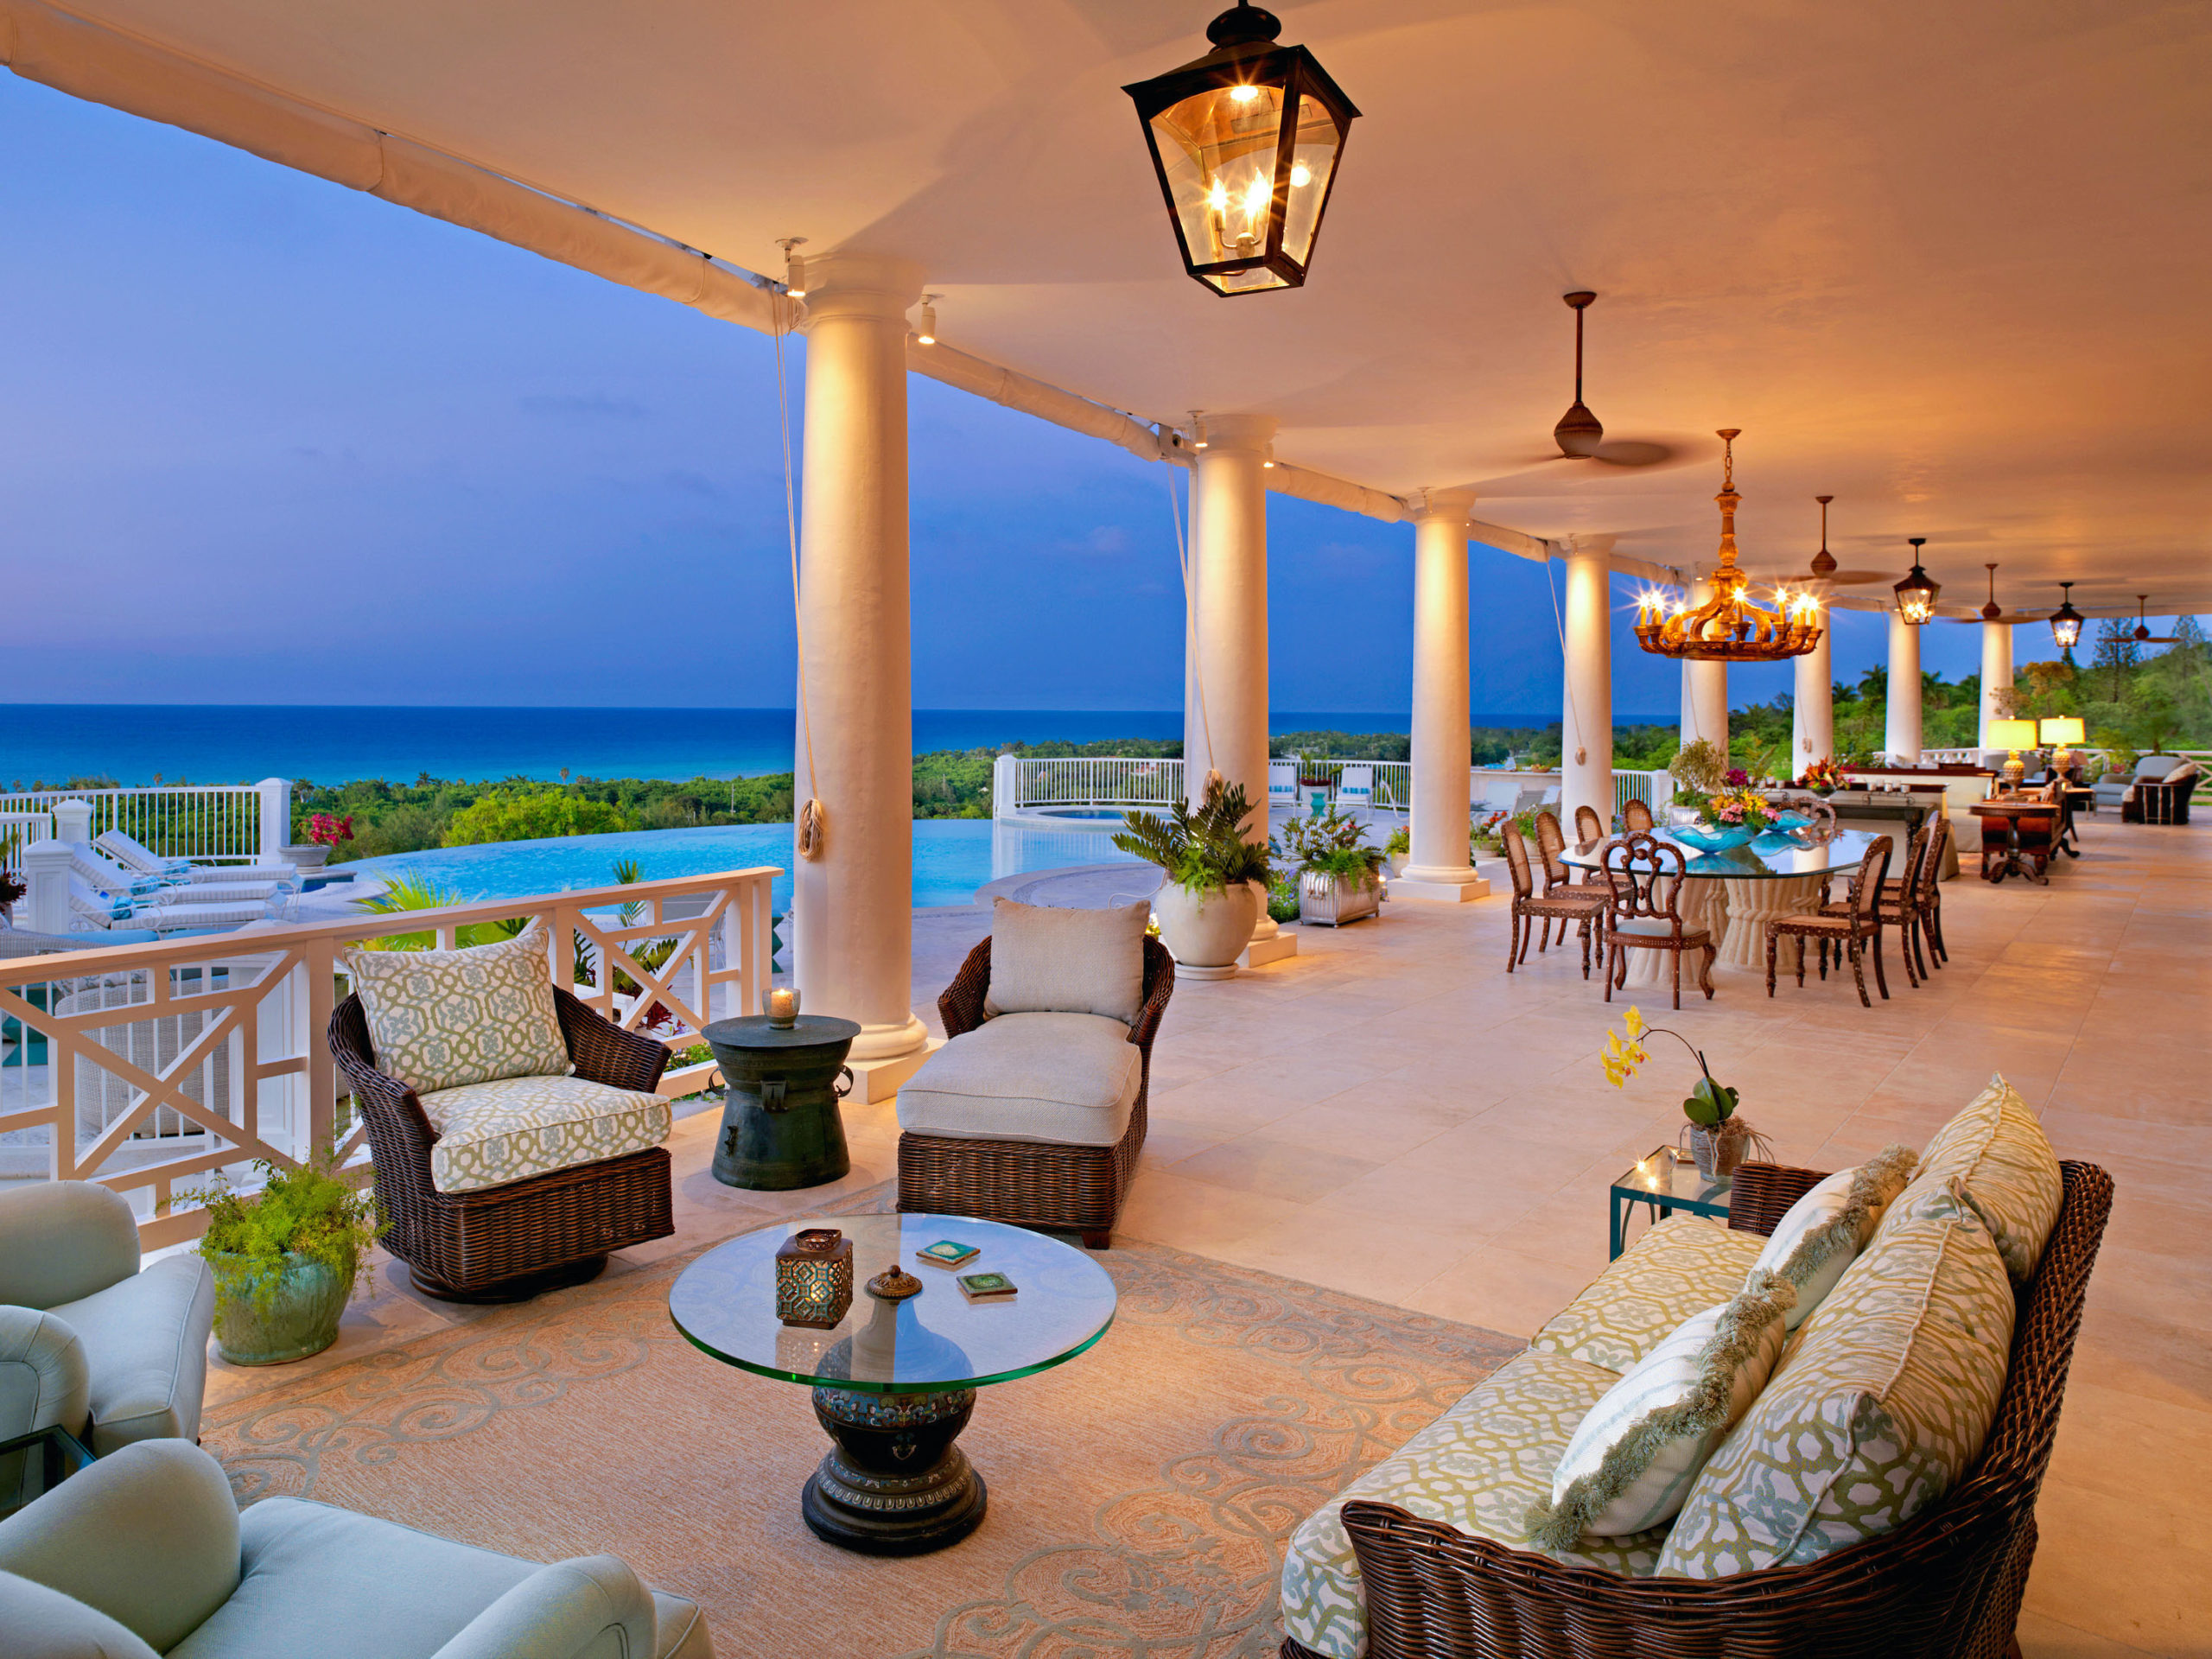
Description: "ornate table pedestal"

(1715, 873), (1826, 971)
(802, 1383), (984, 1554)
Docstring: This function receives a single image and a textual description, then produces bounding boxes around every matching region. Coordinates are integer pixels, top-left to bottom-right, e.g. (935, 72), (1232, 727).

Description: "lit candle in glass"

(763, 986), (800, 1028)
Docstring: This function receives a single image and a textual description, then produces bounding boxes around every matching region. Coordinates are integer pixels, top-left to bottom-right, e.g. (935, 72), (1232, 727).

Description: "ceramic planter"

(1151, 879), (1260, 978)
(1298, 869), (1382, 927)
(208, 1248), (352, 1365)
(1678, 1116), (1757, 1182)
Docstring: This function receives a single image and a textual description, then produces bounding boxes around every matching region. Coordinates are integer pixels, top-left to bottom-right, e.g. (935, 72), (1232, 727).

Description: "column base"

(1241, 933), (1298, 969)
(1391, 868), (1491, 903)
(844, 1039), (943, 1103)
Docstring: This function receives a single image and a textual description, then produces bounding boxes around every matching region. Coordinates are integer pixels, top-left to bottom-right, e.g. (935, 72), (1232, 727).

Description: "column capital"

(798, 251), (926, 327)
(1410, 487), (1478, 526)
(1561, 533), (1615, 563)
(1197, 412), (1276, 453)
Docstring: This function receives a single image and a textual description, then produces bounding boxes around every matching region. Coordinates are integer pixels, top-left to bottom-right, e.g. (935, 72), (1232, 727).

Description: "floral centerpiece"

(1602, 1007), (1774, 1180)
(1674, 783), (1776, 850)
(1796, 758), (1846, 794)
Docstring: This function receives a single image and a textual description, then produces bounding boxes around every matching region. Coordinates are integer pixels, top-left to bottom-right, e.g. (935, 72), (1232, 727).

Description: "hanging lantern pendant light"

(1124, 2), (1361, 296)
(2050, 582), (2084, 650)
(1893, 537), (1941, 624)
(1633, 430), (1823, 662)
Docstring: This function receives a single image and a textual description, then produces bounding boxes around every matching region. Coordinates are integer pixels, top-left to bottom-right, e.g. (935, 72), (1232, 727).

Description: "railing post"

(993, 753), (1020, 820)
(24, 839), (73, 933)
(51, 799), (92, 847)
(257, 779), (292, 860)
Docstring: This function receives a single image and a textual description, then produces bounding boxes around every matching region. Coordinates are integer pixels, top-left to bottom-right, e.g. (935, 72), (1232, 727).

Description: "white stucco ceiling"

(58, 0), (2212, 613)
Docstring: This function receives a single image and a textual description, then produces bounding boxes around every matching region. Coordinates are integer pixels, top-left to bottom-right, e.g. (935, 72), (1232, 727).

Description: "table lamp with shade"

(2040, 716), (2086, 778)
(1988, 719), (2040, 791)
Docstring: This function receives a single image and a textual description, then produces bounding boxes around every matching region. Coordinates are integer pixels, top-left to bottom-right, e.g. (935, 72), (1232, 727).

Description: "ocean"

(0, 705), (1621, 789)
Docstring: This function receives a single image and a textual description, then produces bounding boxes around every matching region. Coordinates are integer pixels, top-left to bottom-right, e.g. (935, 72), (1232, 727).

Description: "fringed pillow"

(1529, 1268), (1797, 1546)
(1752, 1144), (1918, 1329)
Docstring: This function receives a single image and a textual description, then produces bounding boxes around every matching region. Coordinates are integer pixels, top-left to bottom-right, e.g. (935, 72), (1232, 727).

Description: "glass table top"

(1611, 1147), (1732, 1211)
(669, 1213), (1117, 1395)
(1566, 826), (1886, 881)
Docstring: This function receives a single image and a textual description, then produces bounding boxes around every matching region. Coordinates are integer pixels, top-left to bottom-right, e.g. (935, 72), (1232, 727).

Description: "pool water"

(351, 819), (1147, 913)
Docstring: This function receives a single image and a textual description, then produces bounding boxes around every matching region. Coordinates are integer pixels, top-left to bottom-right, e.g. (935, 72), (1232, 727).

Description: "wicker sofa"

(1278, 1131), (2112, 1658)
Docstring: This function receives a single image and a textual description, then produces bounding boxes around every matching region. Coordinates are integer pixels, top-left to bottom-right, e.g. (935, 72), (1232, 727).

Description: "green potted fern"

(1278, 809), (1386, 926)
(1112, 779), (1270, 978)
(185, 1149), (385, 1365)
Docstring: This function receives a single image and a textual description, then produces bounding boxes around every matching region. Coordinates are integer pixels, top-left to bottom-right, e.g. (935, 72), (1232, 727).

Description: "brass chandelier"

(1634, 429), (1825, 663)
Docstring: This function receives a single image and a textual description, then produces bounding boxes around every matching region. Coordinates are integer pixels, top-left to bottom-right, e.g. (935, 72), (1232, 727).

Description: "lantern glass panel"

(1279, 99), (1342, 267)
(1149, 79), (1291, 289)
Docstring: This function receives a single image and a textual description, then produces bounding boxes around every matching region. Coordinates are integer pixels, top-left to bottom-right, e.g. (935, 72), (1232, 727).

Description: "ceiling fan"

(1746, 495), (1890, 588)
(1512, 292), (1681, 469)
(1937, 562), (2054, 624)
(2133, 594), (2182, 645)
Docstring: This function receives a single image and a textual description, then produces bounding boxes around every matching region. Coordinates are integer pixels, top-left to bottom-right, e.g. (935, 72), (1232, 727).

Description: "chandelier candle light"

(1124, 2), (1359, 296)
(1634, 430), (1824, 662)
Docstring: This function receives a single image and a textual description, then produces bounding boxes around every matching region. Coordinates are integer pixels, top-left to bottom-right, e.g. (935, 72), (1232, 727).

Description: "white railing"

(0, 864), (778, 1248)
(0, 780), (289, 863)
(995, 756), (1186, 812)
(1612, 769), (1672, 818)
(0, 812), (50, 874)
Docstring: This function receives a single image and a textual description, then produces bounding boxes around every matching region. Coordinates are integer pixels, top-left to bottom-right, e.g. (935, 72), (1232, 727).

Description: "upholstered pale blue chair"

(0, 1182), (214, 1506)
(0, 1439), (715, 1657)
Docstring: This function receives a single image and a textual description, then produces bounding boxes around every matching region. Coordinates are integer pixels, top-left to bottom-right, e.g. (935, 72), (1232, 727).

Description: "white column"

(1885, 612), (1924, 765)
(25, 839), (73, 934)
(257, 778), (292, 859)
(1677, 582), (1728, 760)
(52, 799), (92, 846)
(1182, 414), (1293, 963)
(1792, 626), (1834, 770)
(1560, 538), (1614, 831)
(1978, 620), (2014, 753)
(1397, 491), (1486, 901)
(791, 251), (930, 1089)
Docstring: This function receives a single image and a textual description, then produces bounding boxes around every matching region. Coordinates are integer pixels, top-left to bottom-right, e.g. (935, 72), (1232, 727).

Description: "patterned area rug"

(204, 1186), (1520, 1658)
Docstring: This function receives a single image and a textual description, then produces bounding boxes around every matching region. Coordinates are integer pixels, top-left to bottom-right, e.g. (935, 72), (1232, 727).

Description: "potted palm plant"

(1112, 779), (1270, 977)
(185, 1148), (385, 1365)
(1278, 809), (1386, 926)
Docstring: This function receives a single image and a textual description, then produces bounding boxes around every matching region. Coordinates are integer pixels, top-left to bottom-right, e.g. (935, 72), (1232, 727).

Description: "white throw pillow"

(1752, 1143), (1918, 1329)
(982, 898), (1148, 1026)
(2164, 761), (2199, 784)
(1529, 1269), (1797, 1545)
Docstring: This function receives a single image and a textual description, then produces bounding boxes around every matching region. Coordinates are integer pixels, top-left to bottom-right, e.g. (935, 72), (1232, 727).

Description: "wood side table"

(1971, 801), (2060, 885)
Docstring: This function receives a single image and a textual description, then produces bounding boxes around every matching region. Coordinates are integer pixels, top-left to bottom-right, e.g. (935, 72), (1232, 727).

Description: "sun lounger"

(95, 829), (300, 890)
(1335, 763), (1375, 809)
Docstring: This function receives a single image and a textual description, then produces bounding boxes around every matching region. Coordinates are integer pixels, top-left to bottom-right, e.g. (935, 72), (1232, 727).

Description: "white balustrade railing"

(0, 779), (291, 863)
(0, 864), (778, 1248)
(995, 756), (1186, 812)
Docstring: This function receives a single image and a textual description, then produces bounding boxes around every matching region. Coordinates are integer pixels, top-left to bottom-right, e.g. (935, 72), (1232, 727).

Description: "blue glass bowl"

(1671, 823), (1758, 853)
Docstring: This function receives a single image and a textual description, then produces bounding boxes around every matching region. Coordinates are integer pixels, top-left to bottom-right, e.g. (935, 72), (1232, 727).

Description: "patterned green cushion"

(1752, 1145), (1918, 1330)
(417, 1074), (670, 1194)
(1530, 1215), (1763, 1372)
(1281, 1350), (1661, 1659)
(345, 921), (572, 1096)
(1655, 1210), (2015, 1579)
(1890, 1074), (2063, 1281)
(1532, 1271), (1797, 1545)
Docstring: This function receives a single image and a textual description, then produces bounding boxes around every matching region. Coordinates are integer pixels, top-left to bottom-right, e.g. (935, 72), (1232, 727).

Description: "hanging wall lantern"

(1892, 537), (1941, 625)
(2049, 582), (2084, 650)
(1123, 2), (1360, 296)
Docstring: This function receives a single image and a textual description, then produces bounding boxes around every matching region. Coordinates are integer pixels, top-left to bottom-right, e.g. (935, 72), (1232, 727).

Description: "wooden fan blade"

(1588, 438), (1675, 467)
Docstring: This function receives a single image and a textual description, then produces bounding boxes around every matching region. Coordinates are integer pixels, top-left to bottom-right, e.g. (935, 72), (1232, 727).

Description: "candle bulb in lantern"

(763, 986), (800, 1028)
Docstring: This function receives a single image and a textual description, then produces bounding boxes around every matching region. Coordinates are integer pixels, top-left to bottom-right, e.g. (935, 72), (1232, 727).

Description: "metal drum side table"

(703, 1014), (860, 1190)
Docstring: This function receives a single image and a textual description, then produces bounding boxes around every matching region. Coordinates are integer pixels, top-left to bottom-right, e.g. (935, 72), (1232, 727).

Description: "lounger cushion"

(1883, 1073), (2062, 1281)
(1751, 1144), (1918, 1329)
(416, 1074), (671, 1195)
(343, 921), (571, 1095)
(1280, 1349), (1662, 1659)
(1656, 1206), (2014, 1578)
(982, 898), (1148, 1025)
(1530, 1214), (1762, 1372)
(0, 1568), (162, 1659)
(898, 1012), (1140, 1147)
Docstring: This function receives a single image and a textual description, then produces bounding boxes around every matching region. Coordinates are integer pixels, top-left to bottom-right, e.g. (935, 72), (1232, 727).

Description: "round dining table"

(1561, 826), (1891, 984)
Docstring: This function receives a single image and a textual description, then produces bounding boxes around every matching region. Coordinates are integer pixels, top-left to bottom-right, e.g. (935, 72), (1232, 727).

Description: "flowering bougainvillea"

(306, 813), (355, 847)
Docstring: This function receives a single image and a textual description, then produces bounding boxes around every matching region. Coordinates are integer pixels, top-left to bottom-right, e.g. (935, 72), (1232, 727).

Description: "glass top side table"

(1609, 1147), (1734, 1258)
(670, 1212), (1116, 1555)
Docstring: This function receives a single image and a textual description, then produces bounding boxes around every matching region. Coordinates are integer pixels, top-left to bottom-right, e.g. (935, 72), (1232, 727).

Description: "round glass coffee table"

(1564, 827), (1890, 980)
(669, 1212), (1116, 1555)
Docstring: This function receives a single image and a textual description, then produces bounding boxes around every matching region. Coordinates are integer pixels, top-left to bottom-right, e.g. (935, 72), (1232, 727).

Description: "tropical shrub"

(443, 788), (637, 846)
(1111, 779), (1271, 893)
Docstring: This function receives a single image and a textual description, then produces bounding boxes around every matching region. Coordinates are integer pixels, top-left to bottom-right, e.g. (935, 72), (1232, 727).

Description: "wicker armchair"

(1281, 1158), (2113, 1659)
(896, 935), (1174, 1249)
(1501, 823), (1604, 978)
(328, 988), (673, 1301)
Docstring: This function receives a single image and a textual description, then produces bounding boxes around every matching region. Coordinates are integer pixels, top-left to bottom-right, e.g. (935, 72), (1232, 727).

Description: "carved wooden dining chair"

(1502, 823), (1605, 978)
(1622, 798), (1656, 834)
(1573, 804), (1604, 845)
(1598, 831), (1716, 1009)
(1772, 835), (1894, 1007)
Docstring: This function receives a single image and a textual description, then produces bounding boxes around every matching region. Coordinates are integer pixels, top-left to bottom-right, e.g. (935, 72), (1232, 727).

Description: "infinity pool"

(352, 820), (1147, 913)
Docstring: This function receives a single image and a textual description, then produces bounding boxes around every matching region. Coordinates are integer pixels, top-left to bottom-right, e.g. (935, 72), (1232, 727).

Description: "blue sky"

(1, 71), (2010, 722)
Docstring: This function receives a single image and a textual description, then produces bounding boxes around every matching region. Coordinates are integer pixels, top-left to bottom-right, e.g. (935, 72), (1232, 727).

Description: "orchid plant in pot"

(1601, 1007), (1774, 1181)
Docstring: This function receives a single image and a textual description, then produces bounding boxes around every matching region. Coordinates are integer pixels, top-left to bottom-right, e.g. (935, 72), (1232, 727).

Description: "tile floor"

(215, 809), (2209, 1656)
